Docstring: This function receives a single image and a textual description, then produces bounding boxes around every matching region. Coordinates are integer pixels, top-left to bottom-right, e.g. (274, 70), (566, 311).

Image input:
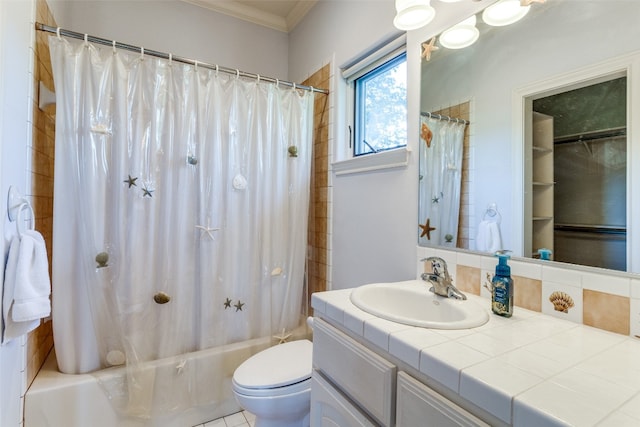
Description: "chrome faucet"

(420, 257), (467, 300)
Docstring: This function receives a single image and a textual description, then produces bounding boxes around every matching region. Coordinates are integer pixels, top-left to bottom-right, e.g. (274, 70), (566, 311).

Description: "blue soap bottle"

(491, 252), (513, 317)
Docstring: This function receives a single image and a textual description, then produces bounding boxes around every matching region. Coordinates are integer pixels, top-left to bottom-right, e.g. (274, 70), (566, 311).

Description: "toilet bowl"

(232, 339), (313, 427)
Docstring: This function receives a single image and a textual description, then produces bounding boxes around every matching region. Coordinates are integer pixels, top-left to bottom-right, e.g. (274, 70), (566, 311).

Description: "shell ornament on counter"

(549, 291), (575, 313)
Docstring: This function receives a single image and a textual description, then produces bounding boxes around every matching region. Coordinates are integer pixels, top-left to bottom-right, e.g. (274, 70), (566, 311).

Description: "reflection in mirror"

(419, 0), (640, 273)
(527, 77), (627, 271)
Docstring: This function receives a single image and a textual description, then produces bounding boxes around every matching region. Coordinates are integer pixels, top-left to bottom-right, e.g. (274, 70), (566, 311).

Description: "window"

(353, 52), (407, 156)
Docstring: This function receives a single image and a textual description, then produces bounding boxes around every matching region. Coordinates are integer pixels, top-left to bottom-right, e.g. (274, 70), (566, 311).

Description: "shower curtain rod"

(421, 111), (469, 125)
(35, 23), (329, 95)
(420, 112), (469, 125)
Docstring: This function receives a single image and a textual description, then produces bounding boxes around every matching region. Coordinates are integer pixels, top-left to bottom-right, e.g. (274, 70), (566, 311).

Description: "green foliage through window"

(354, 52), (407, 156)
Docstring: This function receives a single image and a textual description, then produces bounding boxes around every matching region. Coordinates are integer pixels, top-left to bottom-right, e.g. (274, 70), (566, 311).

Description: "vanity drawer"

(311, 371), (377, 427)
(397, 372), (489, 427)
(313, 318), (396, 427)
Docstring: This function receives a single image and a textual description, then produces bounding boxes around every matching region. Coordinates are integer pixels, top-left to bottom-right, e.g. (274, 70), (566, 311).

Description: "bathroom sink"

(350, 280), (489, 330)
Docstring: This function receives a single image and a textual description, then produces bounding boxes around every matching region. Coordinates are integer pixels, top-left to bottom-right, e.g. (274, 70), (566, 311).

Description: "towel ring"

(16, 202), (35, 237)
(482, 203), (502, 223)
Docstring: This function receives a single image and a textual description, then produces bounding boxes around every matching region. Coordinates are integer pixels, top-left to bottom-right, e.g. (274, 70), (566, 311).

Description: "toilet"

(232, 339), (313, 427)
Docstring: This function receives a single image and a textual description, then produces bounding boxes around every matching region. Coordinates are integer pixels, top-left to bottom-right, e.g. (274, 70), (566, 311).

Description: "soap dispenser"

(491, 251), (513, 317)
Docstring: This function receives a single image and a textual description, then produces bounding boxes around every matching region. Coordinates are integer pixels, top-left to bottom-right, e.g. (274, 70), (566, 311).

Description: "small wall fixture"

(482, 0), (530, 26)
(439, 15), (479, 49)
(393, 0), (436, 31)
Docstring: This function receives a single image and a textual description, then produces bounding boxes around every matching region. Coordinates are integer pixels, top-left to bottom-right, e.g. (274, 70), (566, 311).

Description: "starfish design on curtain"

(419, 218), (436, 240)
(142, 185), (154, 197)
(273, 328), (292, 344)
(195, 217), (220, 240)
(234, 300), (245, 312)
(421, 37), (439, 61)
(124, 175), (138, 188)
(223, 298), (232, 309)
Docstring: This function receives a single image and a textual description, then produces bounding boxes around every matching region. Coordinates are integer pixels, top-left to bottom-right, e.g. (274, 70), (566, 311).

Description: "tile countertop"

(311, 287), (640, 427)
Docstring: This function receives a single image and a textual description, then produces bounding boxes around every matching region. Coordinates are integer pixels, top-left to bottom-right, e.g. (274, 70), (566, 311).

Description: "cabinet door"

(396, 372), (489, 427)
(310, 371), (377, 427)
(313, 318), (396, 426)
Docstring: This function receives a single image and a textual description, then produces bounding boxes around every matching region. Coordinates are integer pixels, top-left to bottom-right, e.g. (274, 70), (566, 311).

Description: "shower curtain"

(49, 36), (314, 417)
(418, 116), (465, 247)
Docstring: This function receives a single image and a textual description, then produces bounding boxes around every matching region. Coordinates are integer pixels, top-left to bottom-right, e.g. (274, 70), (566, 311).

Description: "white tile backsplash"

(456, 251), (482, 268)
(542, 281), (583, 324)
(541, 264), (582, 286)
(509, 258), (542, 280)
(630, 298), (640, 338)
(582, 271), (630, 297)
(631, 278), (640, 299)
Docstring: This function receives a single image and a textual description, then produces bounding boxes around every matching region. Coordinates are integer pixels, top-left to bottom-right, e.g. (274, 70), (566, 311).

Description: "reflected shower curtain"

(49, 36), (313, 416)
(418, 116), (465, 247)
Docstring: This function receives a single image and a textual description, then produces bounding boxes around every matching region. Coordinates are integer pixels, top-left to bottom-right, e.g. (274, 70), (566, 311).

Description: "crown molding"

(286, 1), (317, 32)
(181, 0), (317, 33)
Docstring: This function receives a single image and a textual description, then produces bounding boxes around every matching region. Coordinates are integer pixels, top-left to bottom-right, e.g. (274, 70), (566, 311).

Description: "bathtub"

(25, 330), (308, 427)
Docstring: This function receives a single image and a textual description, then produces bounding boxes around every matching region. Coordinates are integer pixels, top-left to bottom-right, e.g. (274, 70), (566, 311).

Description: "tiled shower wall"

(26, 0), (56, 388)
(303, 65), (331, 313)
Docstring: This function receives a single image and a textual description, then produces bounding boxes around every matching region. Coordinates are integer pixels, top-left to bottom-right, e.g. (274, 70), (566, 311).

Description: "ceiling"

(181, 0), (318, 33)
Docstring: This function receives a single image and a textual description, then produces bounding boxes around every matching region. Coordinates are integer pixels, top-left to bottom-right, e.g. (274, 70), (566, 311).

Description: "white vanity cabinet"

(312, 318), (490, 427)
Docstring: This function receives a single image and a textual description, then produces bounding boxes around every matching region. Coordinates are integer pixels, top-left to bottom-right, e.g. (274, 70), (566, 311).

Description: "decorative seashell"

(421, 122), (433, 147)
(549, 291), (574, 313)
(271, 267), (283, 276)
(153, 292), (171, 304)
(95, 252), (109, 268)
(106, 350), (125, 366)
(288, 146), (298, 157)
(232, 174), (247, 190)
(188, 155), (198, 165)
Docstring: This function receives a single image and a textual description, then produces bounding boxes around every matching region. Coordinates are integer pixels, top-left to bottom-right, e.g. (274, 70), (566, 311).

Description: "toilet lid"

(233, 339), (312, 389)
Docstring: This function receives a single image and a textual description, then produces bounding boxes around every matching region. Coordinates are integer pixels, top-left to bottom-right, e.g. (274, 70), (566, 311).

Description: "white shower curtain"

(49, 36), (313, 416)
(418, 116), (465, 247)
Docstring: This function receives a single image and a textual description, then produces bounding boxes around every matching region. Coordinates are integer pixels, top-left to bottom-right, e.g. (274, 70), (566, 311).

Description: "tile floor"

(193, 411), (255, 427)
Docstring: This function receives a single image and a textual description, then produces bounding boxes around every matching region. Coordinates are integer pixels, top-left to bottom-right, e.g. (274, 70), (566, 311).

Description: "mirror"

(419, 0), (640, 273)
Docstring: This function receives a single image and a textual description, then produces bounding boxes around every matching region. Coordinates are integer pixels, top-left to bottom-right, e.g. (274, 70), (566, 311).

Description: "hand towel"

(475, 220), (503, 254)
(11, 229), (51, 322)
(2, 230), (51, 343)
(2, 234), (37, 343)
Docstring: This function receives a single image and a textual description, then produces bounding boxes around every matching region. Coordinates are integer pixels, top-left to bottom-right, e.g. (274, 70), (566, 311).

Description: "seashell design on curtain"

(49, 35), (313, 417)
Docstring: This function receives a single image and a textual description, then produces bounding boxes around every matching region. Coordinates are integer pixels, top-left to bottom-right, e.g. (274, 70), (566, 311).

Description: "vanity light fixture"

(482, 0), (530, 27)
(439, 15), (479, 49)
(393, 0), (436, 31)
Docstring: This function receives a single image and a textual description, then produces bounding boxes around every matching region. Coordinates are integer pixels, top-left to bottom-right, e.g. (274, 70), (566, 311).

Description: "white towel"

(475, 220), (503, 254)
(2, 230), (51, 344)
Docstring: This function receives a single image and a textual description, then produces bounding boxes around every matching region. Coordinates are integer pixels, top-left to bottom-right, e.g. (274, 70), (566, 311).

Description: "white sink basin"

(350, 280), (489, 330)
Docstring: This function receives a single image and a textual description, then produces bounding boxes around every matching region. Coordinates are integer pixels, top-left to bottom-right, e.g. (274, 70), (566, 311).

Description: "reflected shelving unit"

(531, 112), (554, 257)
